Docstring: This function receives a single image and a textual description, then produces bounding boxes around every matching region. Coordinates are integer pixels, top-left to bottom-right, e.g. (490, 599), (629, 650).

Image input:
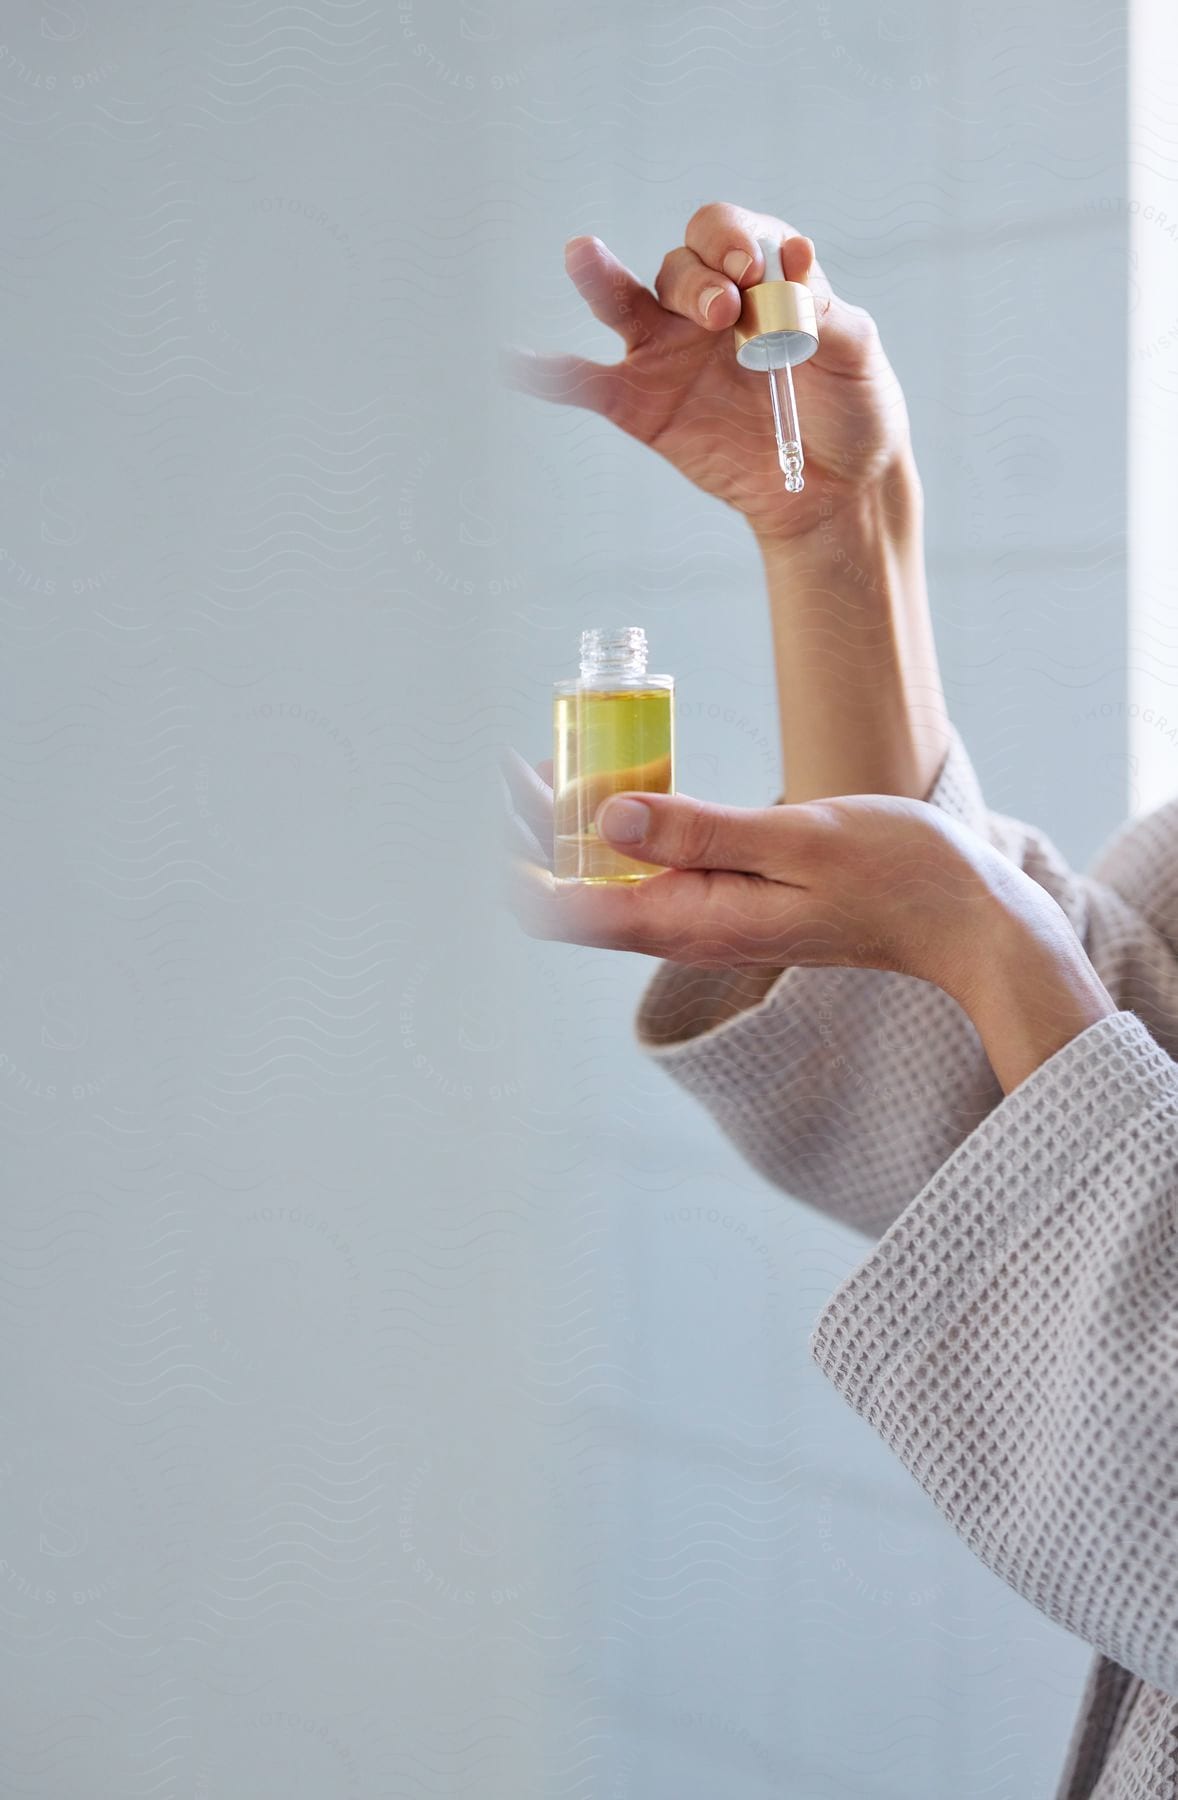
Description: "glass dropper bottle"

(552, 627), (675, 884)
(733, 234), (820, 493)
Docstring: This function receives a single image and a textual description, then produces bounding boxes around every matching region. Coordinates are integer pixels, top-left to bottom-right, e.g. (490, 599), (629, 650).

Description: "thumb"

(594, 790), (799, 874)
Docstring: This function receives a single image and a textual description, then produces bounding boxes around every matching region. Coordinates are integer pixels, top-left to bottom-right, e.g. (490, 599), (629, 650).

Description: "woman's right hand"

(502, 200), (916, 548)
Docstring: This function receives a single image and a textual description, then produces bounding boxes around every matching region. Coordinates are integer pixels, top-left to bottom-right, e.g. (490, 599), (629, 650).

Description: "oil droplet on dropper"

(779, 447), (804, 494)
(768, 362), (805, 494)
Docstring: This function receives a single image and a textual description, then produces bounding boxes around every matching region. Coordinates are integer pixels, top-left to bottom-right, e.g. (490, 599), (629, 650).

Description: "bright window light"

(1128, 0), (1178, 814)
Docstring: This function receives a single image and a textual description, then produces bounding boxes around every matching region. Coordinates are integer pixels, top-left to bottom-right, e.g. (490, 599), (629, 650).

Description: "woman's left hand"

(506, 748), (1008, 991)
(501, 750), (1117, 1091)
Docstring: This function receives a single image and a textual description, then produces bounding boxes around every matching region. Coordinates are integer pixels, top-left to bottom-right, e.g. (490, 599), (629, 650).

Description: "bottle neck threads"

(579, 626), (648, 680)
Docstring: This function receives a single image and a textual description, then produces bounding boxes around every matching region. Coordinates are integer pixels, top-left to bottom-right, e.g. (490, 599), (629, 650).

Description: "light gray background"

(0, 0), (1134, 1795)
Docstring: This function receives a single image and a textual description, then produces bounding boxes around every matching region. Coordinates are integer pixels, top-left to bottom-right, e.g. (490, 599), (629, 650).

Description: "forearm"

(756, 451), (950, 803)
(682, 461), (951, 1019)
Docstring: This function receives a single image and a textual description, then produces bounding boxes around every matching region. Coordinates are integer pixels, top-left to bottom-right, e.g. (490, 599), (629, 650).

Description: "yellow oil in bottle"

(552, 629), (674, 883)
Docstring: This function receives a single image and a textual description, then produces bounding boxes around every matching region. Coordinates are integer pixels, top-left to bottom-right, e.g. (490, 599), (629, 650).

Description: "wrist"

(944, 885), (1117, 1095)
(753, 446), (924, 573)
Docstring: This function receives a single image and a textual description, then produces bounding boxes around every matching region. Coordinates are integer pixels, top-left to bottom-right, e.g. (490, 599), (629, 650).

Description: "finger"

(683, 203), (883, 376)
(511, 858), (793, 967)
(499, 347), (627, 423)
(564, 235), (667, 349)
(553, 753), (673, 823)
(535, 758), (553, 785)
(780, 233), (816, 283)
(684, 204), (813, 288)
(505, 852), (643, 946)
(654, 245), (742, 331)
(503, 803), (548, 869)
(500, 746), (553, 845)
(496, 762), (547, 866)
(765, 242), (883, 376)
(780, 241), (884, 374)
(505, 852), (561, 939)
(513, 863), (710, 959)
(684, 202), (788, 284)
(504, 799), (547, 867)
(594, 789), (813, 876)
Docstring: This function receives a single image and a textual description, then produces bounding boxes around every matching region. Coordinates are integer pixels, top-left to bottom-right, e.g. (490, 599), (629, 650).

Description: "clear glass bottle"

(553, 626), (675, 883)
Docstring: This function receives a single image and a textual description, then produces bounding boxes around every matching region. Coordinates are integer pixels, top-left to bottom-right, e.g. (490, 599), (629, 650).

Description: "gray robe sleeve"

(633, 728), (1178, 1239)
(810, 1008), (1178, 1698)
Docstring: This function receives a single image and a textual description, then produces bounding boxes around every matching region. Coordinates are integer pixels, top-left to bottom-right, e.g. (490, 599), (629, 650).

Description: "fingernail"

(597, 797), (650, 844)
(722, 250), (752, 282)
(699, 285), (726, 321)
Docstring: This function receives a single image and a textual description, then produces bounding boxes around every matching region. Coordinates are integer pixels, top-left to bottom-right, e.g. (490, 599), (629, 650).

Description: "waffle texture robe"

(634, 728), (1178, 1798)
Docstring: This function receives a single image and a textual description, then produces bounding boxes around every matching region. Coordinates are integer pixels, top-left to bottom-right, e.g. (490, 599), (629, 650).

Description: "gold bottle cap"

(733, 235), (819, 370)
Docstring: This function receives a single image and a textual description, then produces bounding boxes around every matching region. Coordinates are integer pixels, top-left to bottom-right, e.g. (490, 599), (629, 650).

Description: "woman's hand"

(502, 750), (1116, 1093)
(503, 199), (946, 801)
(505, 748), (1004, 989)
(502, 201), (914, 547)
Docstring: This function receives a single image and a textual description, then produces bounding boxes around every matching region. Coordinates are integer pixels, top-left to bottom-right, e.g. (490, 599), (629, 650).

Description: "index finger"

(683, 203), (814, 287)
